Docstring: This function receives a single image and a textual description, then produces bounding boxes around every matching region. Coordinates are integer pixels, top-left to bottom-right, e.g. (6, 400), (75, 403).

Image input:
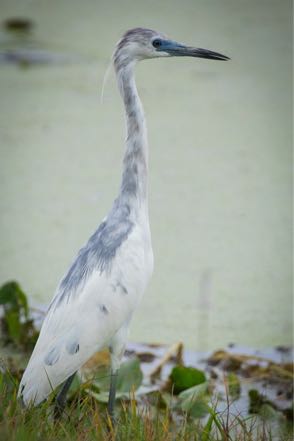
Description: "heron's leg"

(107, 322), (129, 424)
(54, 372), (76, 419)
(107, 369), (118, 423)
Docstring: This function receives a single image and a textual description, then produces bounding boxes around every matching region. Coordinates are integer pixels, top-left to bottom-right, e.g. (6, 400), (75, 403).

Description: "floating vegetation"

(3, 18), (34, 35)
(0, 48), (82, 67)
(0, 17), (84, 67)
(226, 372), (241, 400)
(0, 281), (293, 440)
(207, 349), (293, 379)
(168, 365), (206, 394)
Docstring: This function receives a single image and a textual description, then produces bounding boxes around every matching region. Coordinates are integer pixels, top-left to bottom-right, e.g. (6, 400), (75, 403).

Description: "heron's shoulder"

(49, 198), (134, 311)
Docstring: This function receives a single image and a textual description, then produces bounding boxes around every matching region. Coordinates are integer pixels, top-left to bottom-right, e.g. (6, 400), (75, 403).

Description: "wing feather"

(18, 268), (132, 405)
(18, 220), (151, 406)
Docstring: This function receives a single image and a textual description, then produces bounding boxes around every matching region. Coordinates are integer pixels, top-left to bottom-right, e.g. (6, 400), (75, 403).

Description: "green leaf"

(0, 281), (39, 349)
(89, 389), (132, 404)
(169, 365), (206, 394)
(178, 382), (208, 401)
(248, 389), (265, 414)
(0, 282), (19, 307)
(90, 357), (143, 403)
(226, 372), (241, 399)
(5, 311), (21, 343)
(248, 389), (281, 421)
(144, 390), (170, 409)
(92, 365), (111, 392)
(186, 400), (210, 418)
(258, 403), (280, 421)
(0, 281), (28, 313)
(178, 382), (210, 418)
(116, 357), (143, 393)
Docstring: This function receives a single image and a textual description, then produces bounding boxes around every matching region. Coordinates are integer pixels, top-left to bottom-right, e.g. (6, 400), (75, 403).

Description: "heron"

(18, 28), (229, 419)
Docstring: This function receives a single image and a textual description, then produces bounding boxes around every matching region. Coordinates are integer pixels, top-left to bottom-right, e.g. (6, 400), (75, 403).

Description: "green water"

(0, 0), (292, 349)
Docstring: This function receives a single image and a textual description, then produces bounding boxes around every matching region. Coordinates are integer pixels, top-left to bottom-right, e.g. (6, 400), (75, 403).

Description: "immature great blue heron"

(18, 28), (229, 418)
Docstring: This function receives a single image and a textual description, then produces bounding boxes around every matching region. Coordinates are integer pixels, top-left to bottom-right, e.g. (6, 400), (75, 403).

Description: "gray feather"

(44, 347), (60, 366)
(49, 199), (133, 309)
(66, 341), (79, 354)
(99, 304), (109, 314)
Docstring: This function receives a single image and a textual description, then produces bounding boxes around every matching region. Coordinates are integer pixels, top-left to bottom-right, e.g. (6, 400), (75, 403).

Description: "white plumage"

(18, 27), (228, 410)
(19, 214), (153, 405)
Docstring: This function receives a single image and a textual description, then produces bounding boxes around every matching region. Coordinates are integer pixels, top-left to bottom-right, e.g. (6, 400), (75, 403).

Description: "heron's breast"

(113, 224), (153, 296)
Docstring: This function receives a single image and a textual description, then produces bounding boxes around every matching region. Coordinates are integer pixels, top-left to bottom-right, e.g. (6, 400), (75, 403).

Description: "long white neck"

(115, 62), (149, 213)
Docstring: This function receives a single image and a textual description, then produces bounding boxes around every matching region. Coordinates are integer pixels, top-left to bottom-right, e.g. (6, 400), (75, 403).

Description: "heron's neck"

(116, 63), (148, 211)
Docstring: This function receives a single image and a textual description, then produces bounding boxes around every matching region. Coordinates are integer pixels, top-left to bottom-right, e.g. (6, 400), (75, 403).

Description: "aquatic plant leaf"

(178, 381), (208, 401)
(116, 357), (143, 393)
(185, 400), (210, 418)
(91, 365), (111, 392)
(169, 365), (206, 394)
(248, 389), (266, 414)
(88, 391), (110, 403)
(258, 403), (280, 420)
(88, 389), (130, 404)
(178, 382), (209, 417)
(5, 311), (21, 343)
(0, 281), (39, 348)
(248, 388), (280, 420)
(144, 390), (170, 409)
(89, 357), (143, 403)
(226, 372), (241, 399)
(0, 281), (28, 318)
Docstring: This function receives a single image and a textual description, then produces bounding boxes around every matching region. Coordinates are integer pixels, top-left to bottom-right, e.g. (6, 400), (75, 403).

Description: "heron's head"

(113, 27), (229, 70)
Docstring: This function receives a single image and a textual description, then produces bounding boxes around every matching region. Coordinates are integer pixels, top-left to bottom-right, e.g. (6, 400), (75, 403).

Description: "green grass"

(0, 368), (292, 441)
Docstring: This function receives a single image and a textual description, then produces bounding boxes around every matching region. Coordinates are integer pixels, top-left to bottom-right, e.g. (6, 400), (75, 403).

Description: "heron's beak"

(158, 40), (230, 61)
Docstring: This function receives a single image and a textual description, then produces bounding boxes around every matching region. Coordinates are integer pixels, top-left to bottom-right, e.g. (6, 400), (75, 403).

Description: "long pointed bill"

(156, 39), (230, 61)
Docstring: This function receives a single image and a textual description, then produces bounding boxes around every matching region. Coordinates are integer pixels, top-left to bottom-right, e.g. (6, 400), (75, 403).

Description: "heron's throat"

(116, 63), (148, 205)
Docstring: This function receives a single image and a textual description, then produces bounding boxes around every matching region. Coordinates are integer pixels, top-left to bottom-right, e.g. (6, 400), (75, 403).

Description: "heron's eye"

(152, 39), (162, 49)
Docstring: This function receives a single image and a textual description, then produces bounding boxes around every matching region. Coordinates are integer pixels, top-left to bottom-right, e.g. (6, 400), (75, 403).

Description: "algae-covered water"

(0, 0), (292, 349)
